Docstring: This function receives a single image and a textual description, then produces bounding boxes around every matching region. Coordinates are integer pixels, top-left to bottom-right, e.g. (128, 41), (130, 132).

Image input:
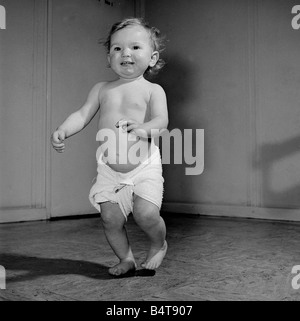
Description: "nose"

(122, 48), (131, 57)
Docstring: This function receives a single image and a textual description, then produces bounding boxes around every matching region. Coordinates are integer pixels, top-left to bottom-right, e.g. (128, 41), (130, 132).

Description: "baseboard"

(0, 207), (47, 224)
(2, 203), (300, 224)
(162, 202), (300, 222)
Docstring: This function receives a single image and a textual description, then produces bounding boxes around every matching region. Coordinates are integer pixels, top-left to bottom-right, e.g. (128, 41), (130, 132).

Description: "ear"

(149, 51), (159, 67)
(107, 54), (111, 68)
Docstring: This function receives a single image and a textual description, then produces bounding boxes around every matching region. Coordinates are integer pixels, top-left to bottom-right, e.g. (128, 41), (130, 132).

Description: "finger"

(131, 128), (147, 138)
(118, 121), (130, 132)
(55, 145), (65, 150)
(52, 142), (65, 148)
(55, 146), (65, 153)
(115, 119), (127, 128)
(126, 124), (137, 132)
(124, 119), (136, 126)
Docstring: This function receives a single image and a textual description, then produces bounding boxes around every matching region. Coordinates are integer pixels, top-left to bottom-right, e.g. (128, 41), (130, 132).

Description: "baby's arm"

(126, 84), (168, 138)
(51, 82), (103, 153)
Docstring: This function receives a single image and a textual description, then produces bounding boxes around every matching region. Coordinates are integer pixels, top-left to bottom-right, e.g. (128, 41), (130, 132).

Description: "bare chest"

(100, 85), (150, 114)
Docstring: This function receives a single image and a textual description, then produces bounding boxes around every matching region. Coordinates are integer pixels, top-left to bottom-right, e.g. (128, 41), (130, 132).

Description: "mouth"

(121, 61), (134, 66)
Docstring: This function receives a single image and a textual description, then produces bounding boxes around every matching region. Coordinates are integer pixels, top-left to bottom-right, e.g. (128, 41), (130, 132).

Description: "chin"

(120, 74), (143, 80)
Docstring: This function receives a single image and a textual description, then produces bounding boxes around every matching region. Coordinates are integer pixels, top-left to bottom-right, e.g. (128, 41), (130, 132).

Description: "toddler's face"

(108, 25), (158, 79)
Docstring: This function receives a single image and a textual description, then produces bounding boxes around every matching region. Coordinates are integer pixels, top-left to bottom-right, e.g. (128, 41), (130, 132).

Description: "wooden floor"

(0, 212), (300, 301)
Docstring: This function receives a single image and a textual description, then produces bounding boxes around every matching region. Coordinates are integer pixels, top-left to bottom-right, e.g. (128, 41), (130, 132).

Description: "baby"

(51, 18), (168, 277)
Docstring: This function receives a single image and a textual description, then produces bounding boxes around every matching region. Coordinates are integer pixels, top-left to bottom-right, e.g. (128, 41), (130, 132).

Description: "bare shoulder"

(145, 80), (166, 95)
(87, 81), (108, 101)
(91, 81), (107, 93)
(148, 83), (166, 100)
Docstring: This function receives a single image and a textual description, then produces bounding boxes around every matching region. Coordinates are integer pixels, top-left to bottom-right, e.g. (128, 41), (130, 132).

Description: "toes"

(141, 261), (155, 269)
(108, 260), (136, 276)
(143, 260), (154, 270)
(109, 267), (121, 276)
(146, 261), (157, 270)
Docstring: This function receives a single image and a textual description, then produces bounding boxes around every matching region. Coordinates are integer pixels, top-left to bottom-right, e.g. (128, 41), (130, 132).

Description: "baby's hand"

(51, 129), (66, 153)
(115, 119), (145, 137)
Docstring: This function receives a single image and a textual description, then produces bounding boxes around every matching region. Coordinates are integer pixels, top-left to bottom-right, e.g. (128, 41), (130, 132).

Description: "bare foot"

(141, 241), (168, 270)
(109, 259), (137, 276)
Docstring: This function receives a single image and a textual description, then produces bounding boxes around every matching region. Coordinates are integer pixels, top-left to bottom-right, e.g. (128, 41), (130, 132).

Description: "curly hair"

(102, 17), (166, 76)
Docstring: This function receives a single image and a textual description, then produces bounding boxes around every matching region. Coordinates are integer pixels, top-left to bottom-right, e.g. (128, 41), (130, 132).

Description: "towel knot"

(114, 179), (134, 193)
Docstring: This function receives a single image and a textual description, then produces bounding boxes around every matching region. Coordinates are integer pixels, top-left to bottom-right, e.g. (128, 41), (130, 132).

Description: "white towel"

(89, 145), (164, 220)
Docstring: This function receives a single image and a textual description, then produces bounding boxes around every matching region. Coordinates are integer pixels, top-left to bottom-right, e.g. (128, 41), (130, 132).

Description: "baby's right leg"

(100, 202), (136, 276)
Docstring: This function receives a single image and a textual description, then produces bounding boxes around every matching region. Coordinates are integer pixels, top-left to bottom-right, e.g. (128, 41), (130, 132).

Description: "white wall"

(0, 0), (136, 223)
(2, 0), (300, 223)
(146, 0), (300, 221)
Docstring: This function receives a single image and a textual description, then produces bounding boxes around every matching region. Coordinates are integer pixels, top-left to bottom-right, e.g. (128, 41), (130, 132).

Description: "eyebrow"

(110, 41), (145, 47)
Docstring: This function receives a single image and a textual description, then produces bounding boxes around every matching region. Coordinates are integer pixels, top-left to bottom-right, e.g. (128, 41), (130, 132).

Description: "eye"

(133, 45), (141, 50)
(111, 46), (121, 52)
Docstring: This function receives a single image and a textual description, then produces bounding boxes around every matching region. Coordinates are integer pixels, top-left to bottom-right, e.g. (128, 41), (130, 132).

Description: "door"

(0, 0), (136, 223)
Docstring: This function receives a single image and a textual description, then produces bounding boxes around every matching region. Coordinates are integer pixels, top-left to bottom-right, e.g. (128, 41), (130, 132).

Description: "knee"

(133, 203), (160, 228)
(101, 208), (124, 230)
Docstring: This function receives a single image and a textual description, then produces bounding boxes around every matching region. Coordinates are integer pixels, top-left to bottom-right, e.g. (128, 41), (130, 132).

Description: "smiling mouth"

(121, 61), (134, 66)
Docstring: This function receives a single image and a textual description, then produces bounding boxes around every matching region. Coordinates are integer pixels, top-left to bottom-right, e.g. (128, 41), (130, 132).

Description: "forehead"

(111, 25), (151, 44)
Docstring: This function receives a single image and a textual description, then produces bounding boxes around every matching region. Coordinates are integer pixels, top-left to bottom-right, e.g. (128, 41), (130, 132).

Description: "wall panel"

(0, 0), (47, 222)
(146, 0), (300, 221)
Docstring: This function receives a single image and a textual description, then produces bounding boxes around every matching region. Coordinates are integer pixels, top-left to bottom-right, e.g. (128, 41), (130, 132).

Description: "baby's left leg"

(133, 196), (167, 270)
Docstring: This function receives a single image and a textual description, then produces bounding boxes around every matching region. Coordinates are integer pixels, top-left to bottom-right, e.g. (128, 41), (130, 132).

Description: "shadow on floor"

(0, 253), (112, 282)
(0, 253), (156, 283)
